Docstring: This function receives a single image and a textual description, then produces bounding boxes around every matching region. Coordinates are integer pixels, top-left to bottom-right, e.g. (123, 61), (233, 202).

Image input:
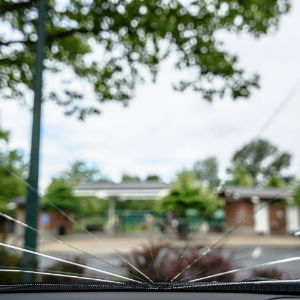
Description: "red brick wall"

(225, 200), (254, 229)
(15, 206), (25, 235)
(15, 207), (73, 235)
(39, 212), (73, 234)
(225, 200), (287, 235)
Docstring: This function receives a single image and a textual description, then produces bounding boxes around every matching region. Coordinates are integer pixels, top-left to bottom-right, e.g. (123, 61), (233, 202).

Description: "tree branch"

(0, 28), (95, 48)
(0, 0), (37, 17)
(0, 40), (34, 46)
(47, 28), (95, 42)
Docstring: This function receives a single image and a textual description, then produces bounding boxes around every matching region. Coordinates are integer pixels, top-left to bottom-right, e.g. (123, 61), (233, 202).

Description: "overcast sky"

(1, 0), (300, 190)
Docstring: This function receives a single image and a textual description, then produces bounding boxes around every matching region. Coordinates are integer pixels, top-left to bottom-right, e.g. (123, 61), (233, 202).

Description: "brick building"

(11, 196), (73, 236)
(219, 186), (300, 235)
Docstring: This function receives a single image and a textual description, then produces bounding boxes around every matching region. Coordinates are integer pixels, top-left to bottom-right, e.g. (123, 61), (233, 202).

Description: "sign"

(41, 213), (50, 225)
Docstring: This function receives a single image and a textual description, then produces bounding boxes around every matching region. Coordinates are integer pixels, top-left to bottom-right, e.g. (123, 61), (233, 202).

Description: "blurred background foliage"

(40, 160), (111, 214)
(40, 178), (81, 213)
(193, 156), (221, 188)
(60, 161), (111, 187)
(159, 170), (223, 217)
(226, 138), (293, 187)
(0, 127), (27, 217)
(0, 0), (290, 119)
(121, 173), (141, 182)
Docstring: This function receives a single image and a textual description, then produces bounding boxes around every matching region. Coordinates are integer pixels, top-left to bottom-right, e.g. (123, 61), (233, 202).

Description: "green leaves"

(0, 128), (27, 216)
(159, 170), (221, 217)
(59, 161), (109, 187)
(40, 161), (110, 215)
(293, 184), (300, 206)
(226, 162), (256, 187)
(0, 127), (9, 142)
(193, 156), (221, 188)
(227, 138), (293, 186)
(40, 178), (81, 214)
(0, 0), (290, 119)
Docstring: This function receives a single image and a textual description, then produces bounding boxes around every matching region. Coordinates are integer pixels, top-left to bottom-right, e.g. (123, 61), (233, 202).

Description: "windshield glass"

(0, 0), (300, 285)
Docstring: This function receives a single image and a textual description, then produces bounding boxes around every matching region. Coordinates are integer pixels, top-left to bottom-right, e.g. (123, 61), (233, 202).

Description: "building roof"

(219, 186), (293, 201)
(73, 181), (170, 200)
(78, 181), (169, 190)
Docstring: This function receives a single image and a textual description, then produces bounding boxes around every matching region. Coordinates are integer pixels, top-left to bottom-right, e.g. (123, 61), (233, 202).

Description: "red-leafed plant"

(251, 268), (288, 280)
(121, 243), (236, 282)
(40, 255), (87, 282)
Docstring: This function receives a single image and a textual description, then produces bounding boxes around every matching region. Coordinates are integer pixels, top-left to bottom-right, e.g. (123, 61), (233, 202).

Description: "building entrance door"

(254, 202), (270, 235)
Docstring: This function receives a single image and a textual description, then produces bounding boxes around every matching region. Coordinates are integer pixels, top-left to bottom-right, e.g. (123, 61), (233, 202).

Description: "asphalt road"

(39, 246), (300, 282)
(223, 246), (300, 280)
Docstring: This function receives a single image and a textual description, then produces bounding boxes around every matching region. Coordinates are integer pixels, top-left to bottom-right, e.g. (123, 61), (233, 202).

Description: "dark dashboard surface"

(0, 292), (299, 300)
(1, 281), (299, 299)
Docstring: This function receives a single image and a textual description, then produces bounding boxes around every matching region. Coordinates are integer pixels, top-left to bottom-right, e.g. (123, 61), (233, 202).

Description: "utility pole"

(19, 0), (47, 282)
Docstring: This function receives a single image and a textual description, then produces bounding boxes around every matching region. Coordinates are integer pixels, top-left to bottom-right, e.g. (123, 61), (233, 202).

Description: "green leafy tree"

(0, 129), (27, 216)
(145, 174), (161, 181)
(40, 175), (110, 230)
(60, 160), (110, 187)
(122, 173), (141, 182)
(0, 128), (27, 242)
(266, 174), (285, 188)
(193, 156), (220, 188)
(41, 161), (110, 214)
(0, 127), (9, 142)
(159, 170), (220, 218)
(40, 178), (82, 214)
(290, 177), (300, 207)
(225, 162), (255, 187)
(0, 0), (290, 119)
(228, 139), (292, 185)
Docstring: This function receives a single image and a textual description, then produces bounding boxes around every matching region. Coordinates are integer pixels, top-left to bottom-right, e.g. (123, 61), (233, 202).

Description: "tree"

(266, 174), (285, 188)
(0, 127), (9, 142)
(40, 178), (81, 214)
(0, 127), (27, 242)
(225, 162), (256, 187)
(41, 161), (110, 215)
(122, 173), (141, 182)
(40, 176), (110, 217)
(228, 139), (292, 185)
(159, 170), (221, 218)
(293, 184), (300, 207)
(60, 160), (110, 187)
(145, 174), (161, 181)
(0, 128), (27, 217)
(193, 156), (220, 188)
(0, 0), (290, 119)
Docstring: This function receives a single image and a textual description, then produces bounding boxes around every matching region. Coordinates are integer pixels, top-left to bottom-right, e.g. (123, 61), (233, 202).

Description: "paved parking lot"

(34, 232), (300, 255)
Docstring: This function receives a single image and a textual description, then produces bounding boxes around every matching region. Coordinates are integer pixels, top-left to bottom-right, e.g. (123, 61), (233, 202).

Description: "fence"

(76, 209), (225, 234)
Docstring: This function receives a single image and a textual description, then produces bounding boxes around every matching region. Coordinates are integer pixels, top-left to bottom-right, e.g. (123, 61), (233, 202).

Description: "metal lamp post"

(19, 0), (47, 282)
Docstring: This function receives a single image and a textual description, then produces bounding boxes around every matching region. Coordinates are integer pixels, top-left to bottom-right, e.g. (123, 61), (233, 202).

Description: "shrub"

(40, 255), (87, 282)
(251, 268), (288, 280)
(121, 242), (236, 282)
(0, 247), (20, 283)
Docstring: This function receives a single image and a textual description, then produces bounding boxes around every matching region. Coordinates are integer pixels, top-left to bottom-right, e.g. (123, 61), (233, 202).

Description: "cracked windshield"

(1, 0), (300, 285)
